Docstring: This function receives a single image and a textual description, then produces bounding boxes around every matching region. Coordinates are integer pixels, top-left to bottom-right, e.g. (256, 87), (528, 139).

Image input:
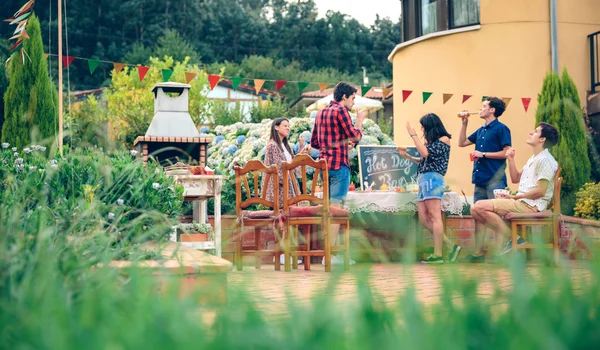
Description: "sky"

(312, 0), (402, 25)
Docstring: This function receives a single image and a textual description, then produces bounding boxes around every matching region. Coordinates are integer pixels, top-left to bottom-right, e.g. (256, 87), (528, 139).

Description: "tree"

(153, 30), (201, 64)
(2, 15), (58, 149)
(535, 69), (590, 214)
(0, 40), (9, 141)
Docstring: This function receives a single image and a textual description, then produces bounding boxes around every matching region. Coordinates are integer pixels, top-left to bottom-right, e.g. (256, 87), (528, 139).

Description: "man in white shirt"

(470, 122), (560, 256)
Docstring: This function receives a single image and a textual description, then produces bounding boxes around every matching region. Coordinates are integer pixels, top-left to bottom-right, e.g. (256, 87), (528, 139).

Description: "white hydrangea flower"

(152, 183), (160, 190)
(130, 150), (138, 156)
(108, 212), (115, 220)
(117, 199), (125, 206)
(2, 143), (9, 148)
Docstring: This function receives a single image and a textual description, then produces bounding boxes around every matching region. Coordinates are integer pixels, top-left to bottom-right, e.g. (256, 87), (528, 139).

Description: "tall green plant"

(535, 69), (590, 214)
(1, 15), (58, 149)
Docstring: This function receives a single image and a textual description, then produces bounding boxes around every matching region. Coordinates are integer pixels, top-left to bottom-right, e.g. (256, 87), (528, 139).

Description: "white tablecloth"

(344, 191), (463, 215)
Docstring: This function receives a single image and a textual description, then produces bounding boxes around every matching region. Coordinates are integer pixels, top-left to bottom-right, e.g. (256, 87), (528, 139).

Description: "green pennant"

(162, 69), (173, 82)
(88, 59), (100, 74)
(422, 92), (433, 104)
(482, 95), (488, 101)
(231, 77), (243, 90)
(361, 86), (372, 96)
(297, 81), (310, 93)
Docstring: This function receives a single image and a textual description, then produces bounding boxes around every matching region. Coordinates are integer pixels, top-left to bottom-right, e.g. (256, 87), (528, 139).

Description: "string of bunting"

(5, 0), (37, 63)
(44, 53), (533, 111)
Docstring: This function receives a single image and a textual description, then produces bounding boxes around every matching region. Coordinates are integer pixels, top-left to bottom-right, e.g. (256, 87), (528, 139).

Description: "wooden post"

(57, 0), (63, 155)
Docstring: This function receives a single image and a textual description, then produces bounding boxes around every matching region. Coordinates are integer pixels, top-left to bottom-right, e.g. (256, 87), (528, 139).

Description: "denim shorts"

(417, 172), (445, 201)
(474, 179), (507, 203)
(329, 165), (350, 204)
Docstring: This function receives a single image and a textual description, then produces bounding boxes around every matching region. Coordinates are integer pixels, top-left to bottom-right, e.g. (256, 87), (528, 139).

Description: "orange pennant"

(443, 93), (453, 104)
(502, 97), (512, 108)
(208, 74), (221, 90)
(113, 62), (126, 74)
(319, 83), (329, 92)
(21, 29), (29, 39)
(381, 88), (392, 99)
(44, 53), (49, 59)
(185, 72), (198, 84)
(254, 79), (265, 94)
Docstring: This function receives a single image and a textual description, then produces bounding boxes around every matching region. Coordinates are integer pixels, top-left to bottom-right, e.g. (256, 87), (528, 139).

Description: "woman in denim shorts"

(397, 113), (462, 264)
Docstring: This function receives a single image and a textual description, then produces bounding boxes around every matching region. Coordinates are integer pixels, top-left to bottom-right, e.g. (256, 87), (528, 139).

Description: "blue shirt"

(467, 119), (512, 186)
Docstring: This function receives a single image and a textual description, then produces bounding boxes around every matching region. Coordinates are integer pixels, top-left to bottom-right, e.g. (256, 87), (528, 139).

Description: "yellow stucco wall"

(390, 0), (600, 196)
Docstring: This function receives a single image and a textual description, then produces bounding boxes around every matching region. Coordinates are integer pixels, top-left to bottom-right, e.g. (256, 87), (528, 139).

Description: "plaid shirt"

(310, 100), (363, 170)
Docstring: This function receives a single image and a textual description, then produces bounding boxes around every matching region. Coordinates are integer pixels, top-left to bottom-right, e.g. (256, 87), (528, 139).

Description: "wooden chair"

(281, 155), (351, 272)
(233, 160), (282, 271)
(505, 167), (562, 265)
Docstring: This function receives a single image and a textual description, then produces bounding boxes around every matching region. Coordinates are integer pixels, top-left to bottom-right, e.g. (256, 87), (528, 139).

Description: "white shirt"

(518, 149), (558, 211)
(281, 143), (292, 161)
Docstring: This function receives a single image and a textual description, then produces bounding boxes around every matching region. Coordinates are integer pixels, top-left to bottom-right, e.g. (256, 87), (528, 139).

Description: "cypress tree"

(2, 14), (58, 149)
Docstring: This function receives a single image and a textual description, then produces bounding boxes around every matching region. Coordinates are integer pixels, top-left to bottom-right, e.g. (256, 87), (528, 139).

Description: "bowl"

(493, 189), (510, 198)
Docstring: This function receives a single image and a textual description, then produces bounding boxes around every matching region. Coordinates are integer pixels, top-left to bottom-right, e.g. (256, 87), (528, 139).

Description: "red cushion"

(505, 210), (553, 220)
(288, 205), (349, 217)
(242, 210), (275, 219)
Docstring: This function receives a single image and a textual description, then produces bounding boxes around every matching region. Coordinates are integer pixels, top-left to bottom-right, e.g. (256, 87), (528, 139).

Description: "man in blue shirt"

(458, 97), (512, 262)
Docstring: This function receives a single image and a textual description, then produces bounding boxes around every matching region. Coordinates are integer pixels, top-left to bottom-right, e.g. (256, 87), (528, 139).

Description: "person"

(293, 131), (312, 193)
(470, 122), (559, 256)
(458, 96), (512, 263)
(310, 82), (365, 265)
(398, 113), (462, 264)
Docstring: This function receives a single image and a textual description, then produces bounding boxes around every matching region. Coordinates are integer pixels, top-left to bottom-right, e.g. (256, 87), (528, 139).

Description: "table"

(344, 191), (463, 215)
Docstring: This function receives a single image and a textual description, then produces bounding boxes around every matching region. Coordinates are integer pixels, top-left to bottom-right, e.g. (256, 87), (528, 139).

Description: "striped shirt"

(310, 100), (363, 170)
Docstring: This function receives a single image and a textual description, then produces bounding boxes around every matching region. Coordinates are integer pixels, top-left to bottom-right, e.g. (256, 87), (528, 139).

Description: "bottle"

(380, 183), (388, 191)
(457, 111), (479, 118)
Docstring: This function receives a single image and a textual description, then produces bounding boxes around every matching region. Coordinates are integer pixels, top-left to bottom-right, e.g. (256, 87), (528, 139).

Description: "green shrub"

(574, 182), (600, 221)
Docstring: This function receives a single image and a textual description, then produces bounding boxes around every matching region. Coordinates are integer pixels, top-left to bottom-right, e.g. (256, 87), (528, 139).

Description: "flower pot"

(180, 233), (208, 242)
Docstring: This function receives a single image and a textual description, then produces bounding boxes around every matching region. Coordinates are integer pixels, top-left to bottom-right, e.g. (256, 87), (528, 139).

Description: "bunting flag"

(20, 29), (29, 39)
(381, 87), (392, 99)
(231, 77), (243, 90)
(462, 95), (472, 103)
(443, 93), (453, 104)
(522, 98), (532, 112)
(208, 74), (221, 90)
(481, 95), (488, 102)
(185, 72), (197, 84)
(161, 69), (173, 82)
(9, 39), (23, 52)
(319, 83), (329, 92)
(361, 86), (372, 97)
(113, 62), (126, 74)
(422, 92), (433, 104)
(297, 81), (310, 93)
(402, 90), (413, 102)
(275, 80), (287, 92)
(502, 97), (512, 107)
(137, 66), (150, 82)
(254, 79), (265, 94)
(44, 53), (48, 59)
(88, 59), (100, 74)
(61, 56), (75, 68)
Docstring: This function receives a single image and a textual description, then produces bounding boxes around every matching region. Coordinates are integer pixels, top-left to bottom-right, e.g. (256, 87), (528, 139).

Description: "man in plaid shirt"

(311, 82), (366, 265)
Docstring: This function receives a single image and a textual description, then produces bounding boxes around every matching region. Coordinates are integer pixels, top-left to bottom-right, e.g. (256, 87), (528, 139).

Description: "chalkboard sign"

(357, 145), (420, 190)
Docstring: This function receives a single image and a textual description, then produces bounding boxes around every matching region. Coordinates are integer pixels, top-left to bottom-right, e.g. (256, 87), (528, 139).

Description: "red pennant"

(208, 74), (221, 90)
(137, 66), (150, 82)
(402, 90), (413, 102)
(522, 98), (531, 112)
(62, 56), (76, 68)
(275, 80), (287, 92)
(462, 95), (472, 103)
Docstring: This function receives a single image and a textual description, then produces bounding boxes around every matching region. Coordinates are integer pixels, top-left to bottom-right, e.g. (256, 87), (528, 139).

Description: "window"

(421, 0), (438, 35)
(451, 0), (480, 28)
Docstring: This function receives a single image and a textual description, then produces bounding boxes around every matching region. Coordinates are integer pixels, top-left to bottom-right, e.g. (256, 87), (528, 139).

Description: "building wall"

(391, 0), (600, 196)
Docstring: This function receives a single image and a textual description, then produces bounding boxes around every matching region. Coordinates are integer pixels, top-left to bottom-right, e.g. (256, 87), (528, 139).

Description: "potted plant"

(178, 222), (214, 242)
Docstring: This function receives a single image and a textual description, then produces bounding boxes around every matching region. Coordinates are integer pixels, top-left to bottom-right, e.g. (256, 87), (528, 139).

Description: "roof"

(217, 79), (285, 100)
(71, 88), (105, 102)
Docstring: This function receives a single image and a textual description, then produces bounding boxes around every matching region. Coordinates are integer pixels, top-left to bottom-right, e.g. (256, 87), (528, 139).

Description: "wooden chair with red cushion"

(281, 155), (351, 272)
(233, 160), (282, 271)
(505, 167), (562, 265)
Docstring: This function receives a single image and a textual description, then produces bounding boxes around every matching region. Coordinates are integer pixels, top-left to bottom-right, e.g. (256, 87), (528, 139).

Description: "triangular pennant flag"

(275, 80), (287, 92)
(231, 77), (243, 90)
(137, 66), (150, 82)
(319, 83), (329, 92)
(208, 74), (221, 90)
(402, 90), (413, 102)
(88, 59), (101, 74)
(297, 81), (310, 93)
(10, 11), (31, 25)
(443, 93), (453, 104)
(9, 39), (23, 52)
(44, 53), (49, 59)
(361, 86), (372, 97)
(185, 71), (197, 84)
(422, 92), (433, 104)
(21, 29), (29, 39)
(161, 69), (173, 82)
(16, 0), (35, 16)
(113, 62), (126, 74)
(462, 95), (472, 103)
(381, 88), (392, 99)
(502, 97), (512, 108)
(254, 79), (265, 94)
(481, 95), (488, 102)
(62, 56), (75, 68)
(521, 98), (531, 112)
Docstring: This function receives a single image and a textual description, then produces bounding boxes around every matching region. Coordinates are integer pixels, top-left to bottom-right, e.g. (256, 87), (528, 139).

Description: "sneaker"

(497, 237), (527, 256)
(322, 255), (356, 265)
(465, 254), (485, 263)
(447, 244), (463, 263)
(421, 255), (445, 264)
